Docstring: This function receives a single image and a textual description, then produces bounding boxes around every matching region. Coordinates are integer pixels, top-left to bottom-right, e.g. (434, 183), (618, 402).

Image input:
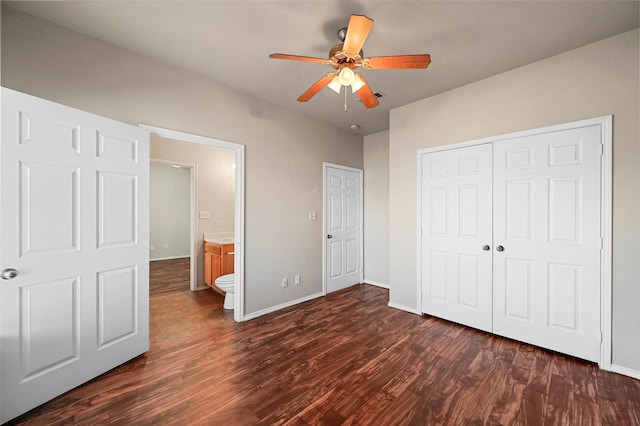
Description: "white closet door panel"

(493, 125), (601, 362)
(421, 144), (493, 332)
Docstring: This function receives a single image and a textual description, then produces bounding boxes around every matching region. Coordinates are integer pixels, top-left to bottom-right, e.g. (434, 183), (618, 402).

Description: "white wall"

(150, 163), (191, 260)
(363, 130), (390, 287)
(1, 7), (363, 315)
(150, 135), (236, 285)
(389, 29), (640, 371)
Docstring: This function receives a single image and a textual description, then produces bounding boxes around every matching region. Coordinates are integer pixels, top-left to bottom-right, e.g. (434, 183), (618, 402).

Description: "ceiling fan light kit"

(269, 14), (431, 110)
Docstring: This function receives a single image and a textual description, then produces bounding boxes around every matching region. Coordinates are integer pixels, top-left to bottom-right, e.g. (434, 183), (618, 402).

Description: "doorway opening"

(142, 125), (245, 322)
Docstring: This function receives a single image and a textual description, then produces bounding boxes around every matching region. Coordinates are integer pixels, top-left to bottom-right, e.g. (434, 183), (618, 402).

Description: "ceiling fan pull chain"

(344, 88), (348, 112)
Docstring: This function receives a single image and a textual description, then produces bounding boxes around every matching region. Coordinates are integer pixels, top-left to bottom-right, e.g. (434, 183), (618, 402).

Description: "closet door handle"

(327, 235), (333, 239)
(496, 245), (504, 252)
(482, 245), (490, 251)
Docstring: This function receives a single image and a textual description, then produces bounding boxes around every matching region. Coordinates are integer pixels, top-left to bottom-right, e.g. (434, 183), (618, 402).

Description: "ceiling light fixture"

(329, 67), (366, 95)
(349, 124), (360, 130)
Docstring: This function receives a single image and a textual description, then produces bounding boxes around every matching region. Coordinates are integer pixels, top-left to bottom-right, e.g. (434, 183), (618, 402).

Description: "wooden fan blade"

(363, 54), (431, 69)
(342, 15), (374, 56)
(297, 73), (336, 102)
(354, 75), (379, 109)
(270, 53), (330, 65)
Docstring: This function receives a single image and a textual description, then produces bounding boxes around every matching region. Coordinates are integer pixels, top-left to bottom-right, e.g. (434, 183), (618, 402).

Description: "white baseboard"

(150, 255), (190, 262)
(242, 292), (324, 321)
(363, 280), (389, 289)
(610, 364), (640, 380)
(387, 301), (421, 315)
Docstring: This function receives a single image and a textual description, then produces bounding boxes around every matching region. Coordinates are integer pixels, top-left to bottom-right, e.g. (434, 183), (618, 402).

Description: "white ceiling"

(5, 1), (639, 135)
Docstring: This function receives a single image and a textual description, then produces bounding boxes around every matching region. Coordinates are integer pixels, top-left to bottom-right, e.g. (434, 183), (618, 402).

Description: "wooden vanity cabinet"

(204, 242), (234, 294)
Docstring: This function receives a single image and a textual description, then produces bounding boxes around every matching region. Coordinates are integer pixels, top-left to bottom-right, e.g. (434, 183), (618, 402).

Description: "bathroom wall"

(150, 162), (191, 260)
(150, 135), (236, 286)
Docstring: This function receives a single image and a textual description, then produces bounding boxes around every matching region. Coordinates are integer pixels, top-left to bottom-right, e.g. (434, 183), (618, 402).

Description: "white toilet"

(215, 273), (235, 310)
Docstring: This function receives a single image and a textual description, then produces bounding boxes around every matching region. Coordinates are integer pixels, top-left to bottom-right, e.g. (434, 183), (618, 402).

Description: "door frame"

(141, 125), (245, 322)
(149, 160), (196, 290)
(416, 115), (612, 369)
(322, 162), (364, 295)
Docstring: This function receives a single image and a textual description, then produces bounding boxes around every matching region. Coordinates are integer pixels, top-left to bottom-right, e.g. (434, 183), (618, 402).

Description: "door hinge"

(600, 237), (604, 250)
(599, 144), (604, 156)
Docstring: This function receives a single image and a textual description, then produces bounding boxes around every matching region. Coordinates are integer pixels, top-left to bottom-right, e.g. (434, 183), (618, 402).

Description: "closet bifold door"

(420, 144), (493, 333)
(492, 125), (602, 363)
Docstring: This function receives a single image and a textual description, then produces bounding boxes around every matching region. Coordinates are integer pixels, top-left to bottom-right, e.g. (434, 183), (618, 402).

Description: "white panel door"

(421, 144), (493, 332)
(325, 165), (362, 293)
(493, 125), (602, 362)
(0, 88), (149, 423)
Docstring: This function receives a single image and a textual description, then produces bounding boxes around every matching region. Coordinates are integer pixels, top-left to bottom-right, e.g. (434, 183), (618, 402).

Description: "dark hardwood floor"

(7, 267), (640, 425)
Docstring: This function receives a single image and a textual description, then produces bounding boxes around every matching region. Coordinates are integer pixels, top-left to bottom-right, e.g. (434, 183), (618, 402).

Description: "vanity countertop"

(204, 237), (235, 245)
(203, 232), (235, 245)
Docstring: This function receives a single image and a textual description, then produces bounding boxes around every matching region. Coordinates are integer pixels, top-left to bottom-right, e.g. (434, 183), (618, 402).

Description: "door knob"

(1, 268), (18, 280)
(482, 245), (490, 251)
(327, 235), (333, 239)
(496, 245), (504, 252)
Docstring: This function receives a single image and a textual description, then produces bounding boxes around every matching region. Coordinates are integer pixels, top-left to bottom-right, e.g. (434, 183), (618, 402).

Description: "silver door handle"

(482, 245), (490, 251)
(327, 235), (333, 239)
(1, 268), (18, 280)
(496, 245), (504, 252)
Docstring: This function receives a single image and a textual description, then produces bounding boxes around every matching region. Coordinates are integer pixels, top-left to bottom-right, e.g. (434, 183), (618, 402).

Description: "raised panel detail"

(20, 162), (79, 257)
(548, 263), (580, 330)
(329, 175), (342, 189)
(505, 147), (533, 170)
(549, 177), (581, 244)
(97, 172), (137, 248)
(18, 111), (80, 153)
(459, 156), (479, 175)
(329, 193), (343, 232)
(505, 258), (532, 321)
(96, 131), (138, 163)
(549, 140), (583, 167)
(97, 267), (137, 348)
(330, 241), (343, 278)
(345, 176), (358, 191)
(458, 254), (478, 308)
(459, 185), (479, 237)
(430, 187), (448, 236)
(20, 278), (79, 381)
(430, 161), (448, 178)
(429, 251), (447, 300)
(346, 239), (358, 274)
(505, 180), (532, 241)
(345, 194), (358, 230)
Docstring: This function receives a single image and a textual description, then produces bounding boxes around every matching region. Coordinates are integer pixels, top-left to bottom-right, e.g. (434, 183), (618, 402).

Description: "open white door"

(324, 163), (363, 293)
(0, 88), (149, 423)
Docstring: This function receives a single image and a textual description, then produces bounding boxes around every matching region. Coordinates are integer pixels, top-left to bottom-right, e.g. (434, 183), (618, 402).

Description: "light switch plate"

(199, 211), (211, 219)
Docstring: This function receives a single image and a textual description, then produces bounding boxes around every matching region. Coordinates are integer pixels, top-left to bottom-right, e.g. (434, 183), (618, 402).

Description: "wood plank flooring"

(6, 272), (640, 425)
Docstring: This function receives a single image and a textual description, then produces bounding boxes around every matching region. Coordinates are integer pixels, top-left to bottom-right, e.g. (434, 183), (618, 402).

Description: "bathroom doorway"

(143, 125), (245, 322)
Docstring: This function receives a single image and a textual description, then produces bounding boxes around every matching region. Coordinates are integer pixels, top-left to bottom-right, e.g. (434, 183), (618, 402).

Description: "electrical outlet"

(308, 211), (317, 221)
(295, 275), (301, 285)
(281, 278), (288, 288)
(150, 245), (155, 251)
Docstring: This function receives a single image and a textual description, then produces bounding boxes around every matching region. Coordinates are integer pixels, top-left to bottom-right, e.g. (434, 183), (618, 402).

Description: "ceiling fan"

(269, 14), (431, 109)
